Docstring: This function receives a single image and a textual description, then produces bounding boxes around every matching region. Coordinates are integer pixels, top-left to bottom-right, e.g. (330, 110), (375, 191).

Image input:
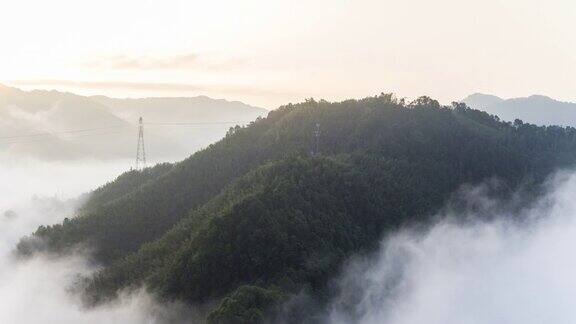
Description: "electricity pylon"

(311, 123), (321, 157)
(135, 117), (146, 170)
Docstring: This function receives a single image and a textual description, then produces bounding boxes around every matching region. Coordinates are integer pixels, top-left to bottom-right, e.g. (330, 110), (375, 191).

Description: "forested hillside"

(18, 94), (576, 323)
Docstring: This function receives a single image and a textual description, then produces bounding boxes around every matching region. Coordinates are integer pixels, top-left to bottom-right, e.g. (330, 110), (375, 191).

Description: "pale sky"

(1, 0), (575, 109)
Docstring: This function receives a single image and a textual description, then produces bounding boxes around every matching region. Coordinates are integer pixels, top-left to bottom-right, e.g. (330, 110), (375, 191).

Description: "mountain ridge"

(0, 84), (266, 110)
(17, 95), (576, 323)
(462, 93), (576, 126)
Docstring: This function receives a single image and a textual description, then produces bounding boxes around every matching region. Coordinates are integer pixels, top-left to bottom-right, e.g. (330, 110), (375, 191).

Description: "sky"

(1, 0), (575, 109)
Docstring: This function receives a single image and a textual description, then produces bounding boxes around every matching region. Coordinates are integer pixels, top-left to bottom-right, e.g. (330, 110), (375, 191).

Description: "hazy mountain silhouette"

(0, 85), (266, 161)
(91, 95), (265, 123)
(91, 95), (266, 160)
(462, 93), (576, 126)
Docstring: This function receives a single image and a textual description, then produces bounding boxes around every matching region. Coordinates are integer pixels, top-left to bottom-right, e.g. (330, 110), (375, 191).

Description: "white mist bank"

(327, 170), (576, 324)
(5, 155), (576, 323)
(0, 254), (180, 323)
(0, 155), (130, 210)
(0, 155), (131, 249)
(0, 157), (187, 324)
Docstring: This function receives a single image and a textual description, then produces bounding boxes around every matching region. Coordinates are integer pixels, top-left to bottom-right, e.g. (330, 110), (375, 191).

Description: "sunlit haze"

(3, 1), (576, 323)
(2, 0), (575, 108)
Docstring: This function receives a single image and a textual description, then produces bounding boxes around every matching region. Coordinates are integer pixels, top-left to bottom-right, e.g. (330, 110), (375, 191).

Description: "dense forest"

(17, 94), (576, 323)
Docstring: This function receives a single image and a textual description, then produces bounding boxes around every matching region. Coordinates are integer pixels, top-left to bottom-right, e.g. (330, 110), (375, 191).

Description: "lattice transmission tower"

(310, 122), (321, 157)
(135, 117), (146, 170)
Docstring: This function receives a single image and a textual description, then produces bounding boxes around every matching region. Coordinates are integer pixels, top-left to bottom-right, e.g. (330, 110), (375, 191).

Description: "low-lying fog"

(0, 155), (185, 323)
(326, 171), (576, 324)
(3, 154), (576, 323)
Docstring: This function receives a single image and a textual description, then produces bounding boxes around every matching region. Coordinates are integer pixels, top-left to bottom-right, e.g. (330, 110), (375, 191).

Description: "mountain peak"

(524, 94), (557, 103)
(464, 93), (504, 101)
(461, 93), (504, 109)
(0, 83), (17, 93)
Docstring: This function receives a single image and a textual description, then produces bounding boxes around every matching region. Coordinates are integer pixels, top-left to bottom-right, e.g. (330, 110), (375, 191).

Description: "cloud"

(0, 251), (190, 324)
(81, 54), (247, 71)
(323, 170), (576, 324)
(0, 159), (197, 323)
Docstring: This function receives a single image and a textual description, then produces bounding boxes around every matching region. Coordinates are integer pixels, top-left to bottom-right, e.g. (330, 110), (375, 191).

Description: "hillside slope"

(19, 95), (576, 323)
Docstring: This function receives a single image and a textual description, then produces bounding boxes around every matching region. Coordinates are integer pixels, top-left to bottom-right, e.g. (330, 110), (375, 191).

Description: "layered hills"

(18, 95), (576, 322)
(0, 85), (266, 161)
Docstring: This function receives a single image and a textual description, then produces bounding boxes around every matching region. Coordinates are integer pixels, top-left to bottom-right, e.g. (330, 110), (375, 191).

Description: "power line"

(144, 122), (241, 126)
(0, 126), (129, 140)
(0, 120), (248, 145)
(0, 130), (131, 145)
(0, 121), (245, 139)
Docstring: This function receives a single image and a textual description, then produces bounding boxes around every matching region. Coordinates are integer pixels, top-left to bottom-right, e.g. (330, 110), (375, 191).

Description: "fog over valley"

(3, 92), (576, 322)
(0, 159), (174, 323)
(326, 171), (576, 324)
(0, 86), (267, 322)
(5, 140), (576, 323)
(2, 0), (576, 322)
(0, 84), (269, 322)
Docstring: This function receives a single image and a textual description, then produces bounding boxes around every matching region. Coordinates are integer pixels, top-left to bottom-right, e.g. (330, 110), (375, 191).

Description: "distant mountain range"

(5, 86), (575, 162)
(462, 93), (576, 127)
(0, 85), (266, 161)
